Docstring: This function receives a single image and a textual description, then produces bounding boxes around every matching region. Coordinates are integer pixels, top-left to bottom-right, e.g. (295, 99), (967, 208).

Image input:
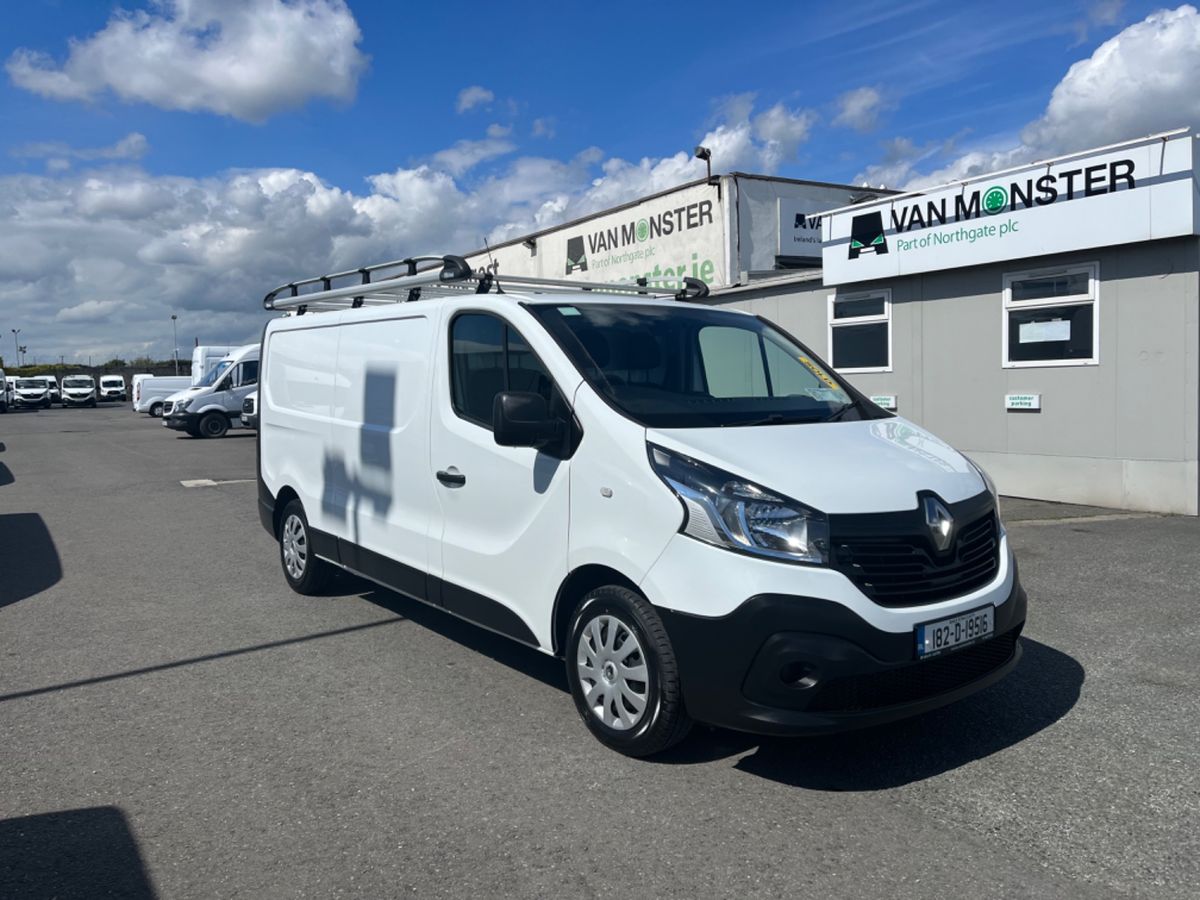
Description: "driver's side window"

(235, 361), (259, 388)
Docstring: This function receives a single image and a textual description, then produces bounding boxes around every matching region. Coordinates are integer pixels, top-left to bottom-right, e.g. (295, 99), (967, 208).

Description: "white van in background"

(132, 375), (192, 416)
(13, 376), (54, 409)
(61, 375), (98, 407)
(0, 369), (9, 413)
(191, 346), (239, 386)
(99, 375), (127, 402)
(240, 390), (258, 429)
(163, 344), (259, 438)
(257, 256), (1026, 757)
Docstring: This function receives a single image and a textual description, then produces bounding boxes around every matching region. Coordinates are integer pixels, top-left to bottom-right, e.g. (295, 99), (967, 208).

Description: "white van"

(191, 345), (239, 386)
(132, 375), (192, 416)
(257, 257), (1026, 756)
(240, 390), (258, 429)
(13, 376), (54, 409)
(61, 374), (98, 407)
(0, 369), (9, 413)
(162, 344), (259, 437)
(98, 374), (127, 402)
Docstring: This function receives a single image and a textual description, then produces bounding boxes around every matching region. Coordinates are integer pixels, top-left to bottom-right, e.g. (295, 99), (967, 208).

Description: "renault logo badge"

(923, 497), (955, 552)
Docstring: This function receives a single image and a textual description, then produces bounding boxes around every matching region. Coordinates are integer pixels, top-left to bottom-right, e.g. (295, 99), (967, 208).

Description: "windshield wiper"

(823, 402), (859, 423)
(723, 413), (810, 428)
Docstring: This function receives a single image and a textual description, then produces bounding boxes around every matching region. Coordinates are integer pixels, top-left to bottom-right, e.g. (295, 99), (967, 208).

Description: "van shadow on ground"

(0, 462), (12, 486)
(0, 513), (63, 609)
(351, 571), (1083, 788)
(0, 806), (157, 899)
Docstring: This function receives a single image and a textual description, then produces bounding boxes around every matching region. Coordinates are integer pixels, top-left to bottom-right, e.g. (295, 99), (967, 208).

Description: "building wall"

(719, 238), (1200, 514)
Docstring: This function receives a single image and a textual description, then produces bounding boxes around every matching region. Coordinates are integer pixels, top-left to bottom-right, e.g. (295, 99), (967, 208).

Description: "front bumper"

(163, 411), (200, 431)
(658, 571), (1027, 736)
(14, 395), (48, 407)
(64, 394), (95, 406)
(241, 413), (258, 429)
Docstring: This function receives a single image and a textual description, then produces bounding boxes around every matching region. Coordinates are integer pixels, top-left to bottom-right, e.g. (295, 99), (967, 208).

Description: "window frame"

(1001, 262), (1099, 369)
(827, 289), (892, 374)
(447, 310), (561, 432)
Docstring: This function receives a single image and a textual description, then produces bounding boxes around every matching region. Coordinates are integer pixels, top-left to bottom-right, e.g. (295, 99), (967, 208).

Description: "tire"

(198, 412), (228, 438)
(278, 499), (334, 595)
(566, 585), (692, 757)
(149, 402), (163, 417)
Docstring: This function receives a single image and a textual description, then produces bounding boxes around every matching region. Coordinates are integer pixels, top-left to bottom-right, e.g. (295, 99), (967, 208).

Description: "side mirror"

(493, 392), (562, 449)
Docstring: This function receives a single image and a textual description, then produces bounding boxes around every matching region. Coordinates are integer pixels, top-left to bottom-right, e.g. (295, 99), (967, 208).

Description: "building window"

(1003, 263), (1098, 367)
(828, 290), (891, 373)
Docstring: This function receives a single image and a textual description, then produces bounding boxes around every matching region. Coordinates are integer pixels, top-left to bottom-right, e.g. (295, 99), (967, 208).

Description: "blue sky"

(1, 0), (1197, 363)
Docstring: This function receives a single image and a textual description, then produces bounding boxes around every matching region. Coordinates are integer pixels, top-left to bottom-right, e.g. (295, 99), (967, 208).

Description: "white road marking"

(180, 478), (256, 488)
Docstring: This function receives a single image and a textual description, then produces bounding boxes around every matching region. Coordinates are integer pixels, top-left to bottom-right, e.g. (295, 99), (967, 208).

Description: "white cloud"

(430, 138), (517, 177)
(456, 85), (494, 113)
(6, 1), (367, 123)
(12, 132), (149, 162)
(0, 96), (824, 363)
(833, 86), (885, 132)
(486, 123), (512, 138)
(55, 299), (135, 323)
(531, 117), (556, 138)
(863, 5), (1200, 190)
(1021, 4), (1200, 154)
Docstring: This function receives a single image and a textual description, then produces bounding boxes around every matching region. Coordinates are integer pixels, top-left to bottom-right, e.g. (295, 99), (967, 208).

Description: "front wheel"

(198, 412), (228, 438)
(149, 402), (163, 417)
(278, 499), (334, 595)
(566, 586), (692, 757)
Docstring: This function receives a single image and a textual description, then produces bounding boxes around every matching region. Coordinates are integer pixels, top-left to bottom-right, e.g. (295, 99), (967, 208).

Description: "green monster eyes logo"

(982, 185), (1008, 215)
(635, 218), (649, 242)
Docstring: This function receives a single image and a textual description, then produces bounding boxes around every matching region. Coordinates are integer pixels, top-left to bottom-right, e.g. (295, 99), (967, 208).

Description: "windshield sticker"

(805, 388), (843, 403)
(797, 355), (840, 390)
(558, 306), (582, 316)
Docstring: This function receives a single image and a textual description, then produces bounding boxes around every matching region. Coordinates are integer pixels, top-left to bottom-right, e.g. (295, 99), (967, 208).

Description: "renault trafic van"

(62, 375), (98, 407)
(257, 256), (1026, 756)
(13, 377), (53, 409)
(162, 344), (259, 437)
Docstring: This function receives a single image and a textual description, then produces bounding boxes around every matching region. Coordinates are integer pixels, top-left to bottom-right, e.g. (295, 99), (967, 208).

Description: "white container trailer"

(191, 345), (239, 386)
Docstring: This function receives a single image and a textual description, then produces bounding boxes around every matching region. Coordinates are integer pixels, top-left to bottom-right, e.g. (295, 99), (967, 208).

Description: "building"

(465, 130), (1200, 515)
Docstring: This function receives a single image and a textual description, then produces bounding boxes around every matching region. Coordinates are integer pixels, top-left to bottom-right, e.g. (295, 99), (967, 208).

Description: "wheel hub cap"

(576, 614), (649, 732)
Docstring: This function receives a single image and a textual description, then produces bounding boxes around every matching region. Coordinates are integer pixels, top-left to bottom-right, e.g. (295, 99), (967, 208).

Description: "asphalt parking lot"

(1, 404), (1197, 899)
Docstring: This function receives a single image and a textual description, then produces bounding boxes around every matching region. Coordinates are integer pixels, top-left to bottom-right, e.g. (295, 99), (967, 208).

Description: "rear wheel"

(566, 585), (692, 757)
(278, 499), (334, 595)
(198, 412), (228, 438)
(149, 401), (163, 417)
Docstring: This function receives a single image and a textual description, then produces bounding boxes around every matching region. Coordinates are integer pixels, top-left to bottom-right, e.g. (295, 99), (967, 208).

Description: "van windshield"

(16, 379), (43, 389)
(197, 360), (232, 387)
(64, 377), (93, 387)
(529, 303), (873, 428)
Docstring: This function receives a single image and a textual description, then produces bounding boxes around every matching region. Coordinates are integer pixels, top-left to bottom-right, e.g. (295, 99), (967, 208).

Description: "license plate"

(916, 606), (994, 659)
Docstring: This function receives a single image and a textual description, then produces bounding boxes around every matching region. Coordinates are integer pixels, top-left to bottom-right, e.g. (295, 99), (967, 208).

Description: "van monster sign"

(821, 132), (1199, 285)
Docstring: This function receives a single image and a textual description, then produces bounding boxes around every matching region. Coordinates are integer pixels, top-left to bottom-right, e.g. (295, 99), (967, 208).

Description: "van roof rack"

(262, 254), (710, 313)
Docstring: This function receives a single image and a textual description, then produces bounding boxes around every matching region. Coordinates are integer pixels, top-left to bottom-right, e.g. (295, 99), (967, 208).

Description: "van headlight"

(174, 398), (191, 412)
(649, 445), (830, 565)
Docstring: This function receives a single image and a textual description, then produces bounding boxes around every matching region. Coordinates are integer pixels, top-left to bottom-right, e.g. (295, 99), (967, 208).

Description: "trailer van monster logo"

(848, 211), (888, 259)
(565, 236), (588, 275)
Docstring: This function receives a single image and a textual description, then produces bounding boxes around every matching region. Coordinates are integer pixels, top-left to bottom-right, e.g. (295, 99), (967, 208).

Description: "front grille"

(808, 630), (1020, 713)
(830, 493), (1000, 607)
(162, 401), (175, 415)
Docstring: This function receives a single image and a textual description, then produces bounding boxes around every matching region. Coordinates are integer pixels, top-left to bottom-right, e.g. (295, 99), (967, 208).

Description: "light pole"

(170, 314), (179, 375)
(11, 329), (19, 368)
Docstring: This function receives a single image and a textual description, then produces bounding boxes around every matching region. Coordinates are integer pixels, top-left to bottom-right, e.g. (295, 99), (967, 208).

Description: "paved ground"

(1, 405), (1197, 899)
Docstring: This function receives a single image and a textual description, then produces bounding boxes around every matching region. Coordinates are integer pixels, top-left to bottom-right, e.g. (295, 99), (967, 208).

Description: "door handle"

(436, 468), (466, 487)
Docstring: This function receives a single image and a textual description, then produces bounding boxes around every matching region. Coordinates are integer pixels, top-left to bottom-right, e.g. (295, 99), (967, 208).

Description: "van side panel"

(261, 322), (339, 539)
(328, 312), (438, 591)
